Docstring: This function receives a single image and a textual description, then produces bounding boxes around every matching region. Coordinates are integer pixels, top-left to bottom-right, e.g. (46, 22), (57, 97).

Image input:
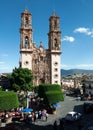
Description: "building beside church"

(19, 9), (61, 86)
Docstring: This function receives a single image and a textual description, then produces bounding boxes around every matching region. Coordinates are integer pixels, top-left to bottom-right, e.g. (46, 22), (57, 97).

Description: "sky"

(0, 0), (93, 73)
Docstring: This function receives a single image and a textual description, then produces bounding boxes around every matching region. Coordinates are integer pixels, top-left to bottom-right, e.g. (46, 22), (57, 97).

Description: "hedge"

(45, 90), (64, 104)
(0, 91), (20, 111)
(38, 84), (62, 98)
(38, 84), (64, 104)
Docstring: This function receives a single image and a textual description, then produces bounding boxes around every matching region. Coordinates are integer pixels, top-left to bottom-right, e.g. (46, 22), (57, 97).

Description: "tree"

(9, 67), (33, 92)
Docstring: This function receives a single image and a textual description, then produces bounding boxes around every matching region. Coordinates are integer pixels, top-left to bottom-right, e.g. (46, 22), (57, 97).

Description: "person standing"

(0, 118), (2, 126)
(45, 113), (48, 121)
(34, 114), (36, 123)
(53, 120), (57, 130)
(60, 119), (64, 129)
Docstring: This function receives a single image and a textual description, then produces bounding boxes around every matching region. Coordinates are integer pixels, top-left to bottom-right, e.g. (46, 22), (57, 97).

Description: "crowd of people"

(24, 109), (49, 124)
(0, 106), (49, 125)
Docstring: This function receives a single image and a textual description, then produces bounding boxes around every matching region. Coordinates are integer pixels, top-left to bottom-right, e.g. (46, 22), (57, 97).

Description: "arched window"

(54, 38), (57, 47)
(25, 36), (29, 45)
(25, 17), (28, 25)
(54, 20), (57, 29)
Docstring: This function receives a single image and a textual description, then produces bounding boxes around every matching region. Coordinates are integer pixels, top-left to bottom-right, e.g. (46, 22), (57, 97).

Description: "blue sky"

(0, 0), (93, 73)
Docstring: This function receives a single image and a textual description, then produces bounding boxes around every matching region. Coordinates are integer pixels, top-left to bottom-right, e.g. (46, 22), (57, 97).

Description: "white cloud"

(76, 64), (93, 68)
(74, 27), (93, 37)
(61, 64), (71, 69)
(0, 62), (5, 65)
(0, 54), (8, 57)
(0, 66), (13, 73)
(62, 36), (75, 42)
(61, 63), (93, 70)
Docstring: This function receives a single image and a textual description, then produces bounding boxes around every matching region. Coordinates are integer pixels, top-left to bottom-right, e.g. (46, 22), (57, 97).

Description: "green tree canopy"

(9, 67), (33, 92)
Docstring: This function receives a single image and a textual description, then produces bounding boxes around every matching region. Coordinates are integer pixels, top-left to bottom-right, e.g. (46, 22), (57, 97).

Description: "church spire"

(52, 12), (56, 17)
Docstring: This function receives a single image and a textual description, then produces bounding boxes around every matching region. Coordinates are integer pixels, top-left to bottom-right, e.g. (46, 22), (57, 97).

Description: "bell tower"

(20, 9), (33, 70)
(48, 12), (61, 85)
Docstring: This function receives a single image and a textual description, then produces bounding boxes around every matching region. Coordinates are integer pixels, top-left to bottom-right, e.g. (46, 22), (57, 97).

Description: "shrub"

(45, 90), (64, 104)
(0, 91), (20, 111)
(38, 84), (64, 104)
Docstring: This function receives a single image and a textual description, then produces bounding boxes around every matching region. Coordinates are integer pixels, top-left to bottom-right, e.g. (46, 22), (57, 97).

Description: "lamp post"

(26, 91), (29, 108)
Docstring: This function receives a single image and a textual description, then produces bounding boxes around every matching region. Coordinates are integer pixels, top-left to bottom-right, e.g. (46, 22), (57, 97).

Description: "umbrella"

(53, 103), (61, 107)
(21, 108), (33, 113)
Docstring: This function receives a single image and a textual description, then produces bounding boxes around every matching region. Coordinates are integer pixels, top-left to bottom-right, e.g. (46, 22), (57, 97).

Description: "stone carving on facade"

(19, 9), (61, 86)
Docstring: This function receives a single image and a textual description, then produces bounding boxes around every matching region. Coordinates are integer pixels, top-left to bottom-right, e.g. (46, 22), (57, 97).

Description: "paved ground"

(1, 96), (93, 130)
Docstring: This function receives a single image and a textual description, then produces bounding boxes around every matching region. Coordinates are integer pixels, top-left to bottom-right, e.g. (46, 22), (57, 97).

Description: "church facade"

(19, 9), (61, 86)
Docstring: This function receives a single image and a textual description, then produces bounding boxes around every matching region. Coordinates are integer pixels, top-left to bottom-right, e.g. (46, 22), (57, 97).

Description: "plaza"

(1, 95), (93, 130)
